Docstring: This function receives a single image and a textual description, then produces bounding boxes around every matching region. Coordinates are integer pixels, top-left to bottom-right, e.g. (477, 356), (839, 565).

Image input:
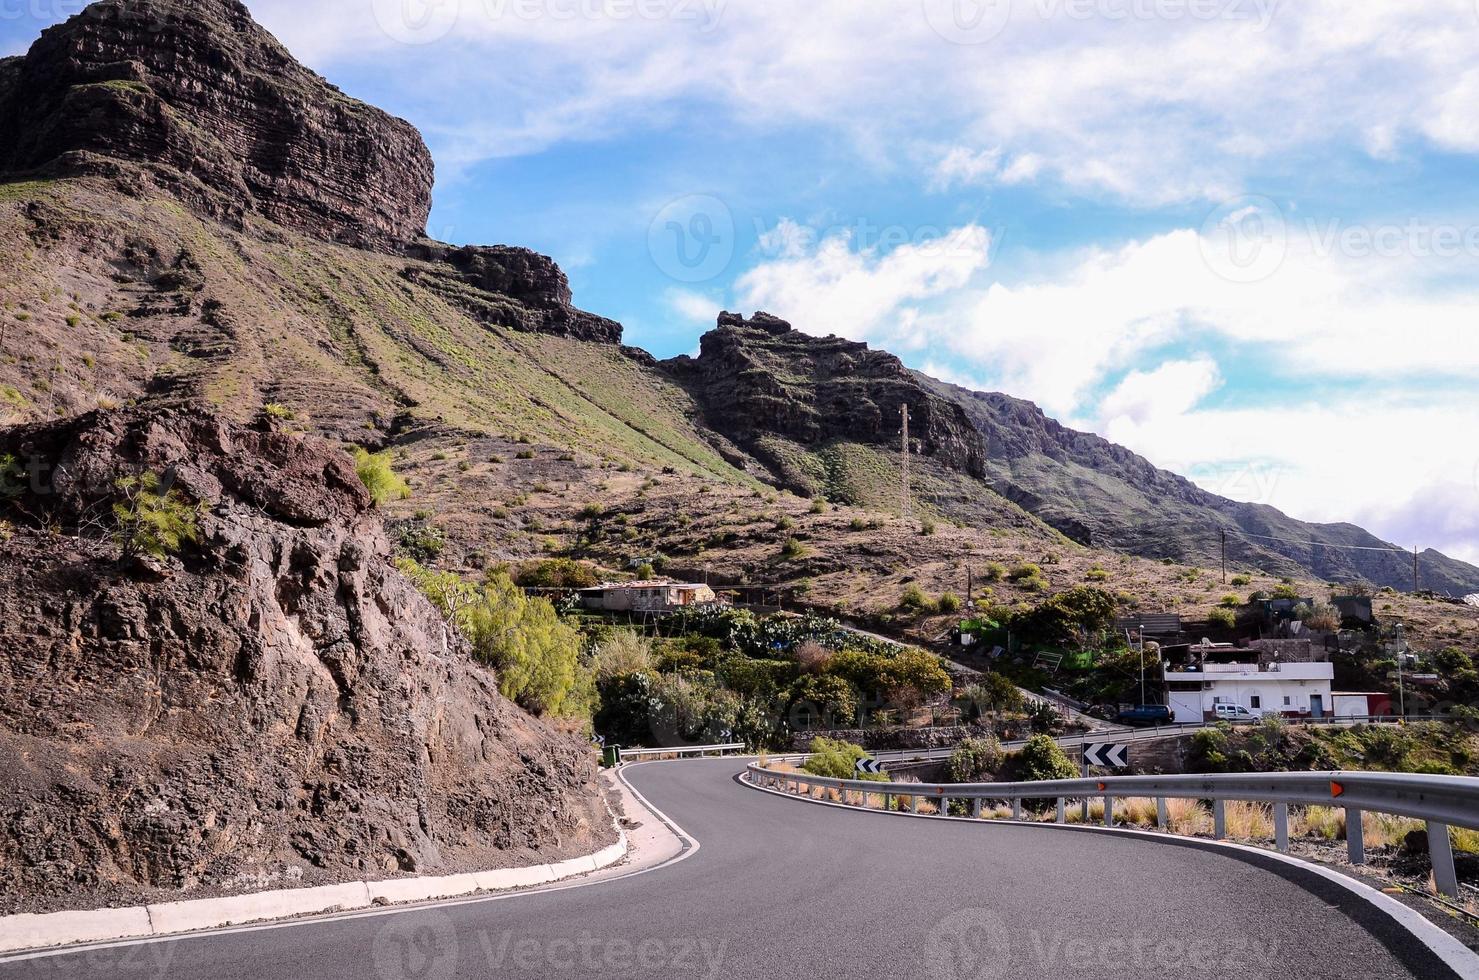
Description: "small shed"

(579, 580), (718, 614)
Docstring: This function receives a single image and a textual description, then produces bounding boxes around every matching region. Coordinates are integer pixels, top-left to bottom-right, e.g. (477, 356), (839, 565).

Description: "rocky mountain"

(917, 377), (1479, 597)
(0, 409), (610, 914)
(665, 312), (986, 480)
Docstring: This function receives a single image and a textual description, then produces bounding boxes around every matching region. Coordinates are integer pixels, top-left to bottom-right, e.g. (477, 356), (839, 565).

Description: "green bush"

(803, 738), (886, 781)
(399, 562), (589, 718)
(984, 562), (1006, 582)
(112, 471), (203, 559)
(1219, 594), (1242, 608)
(948, 736), (1004, 782)
(955, 674), (1025, 718)
(780, 537), (809, 560)
(517, 558), (599, 589)
(1013, 587), (1117, 647)
(1207, 608), (1238, 629)
(1085, 567), (1110, 582)
(790, 674), (859, 727)
(1010, 734), (1078, 782)
(591, 629), (653, 681)
(352, 447), (411, 506)
(937, 591), (963, 614)
(1008, 562), (1043, 582)
(899, 584), (935, 613)
(809, 498), (827, 515)
(1230, 574), (1252, 587)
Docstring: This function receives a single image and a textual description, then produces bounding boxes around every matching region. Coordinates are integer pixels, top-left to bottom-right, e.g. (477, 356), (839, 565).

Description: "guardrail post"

(1428, 822), (1459, 898)
(885, 793), (893, 811)
(1102, 796), (1113, 827)
(1274, 803), (1289, 852)
(1345, 808), (1365, 865)
(1056, 798), (1066, 824)
(1011, 799), (1023, 821)
(909, 795), (919, 814)
(971, 798), (981, 819)
(1213, 800), (1226, 840)
(937, 795), (946, 816)
(1156, 798), (1168, 831)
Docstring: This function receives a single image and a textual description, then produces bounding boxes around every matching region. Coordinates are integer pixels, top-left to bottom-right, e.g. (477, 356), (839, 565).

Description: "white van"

(1212, 703), (1257, 722)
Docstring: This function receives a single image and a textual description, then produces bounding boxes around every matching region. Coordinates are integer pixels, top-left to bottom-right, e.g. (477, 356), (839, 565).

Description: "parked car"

(1213, 703), (1258, 723)
(1115, 704), (1174, 727)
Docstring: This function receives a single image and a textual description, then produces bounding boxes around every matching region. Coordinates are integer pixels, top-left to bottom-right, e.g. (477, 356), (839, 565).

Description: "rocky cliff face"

(666, 312), (987, 481)
(0, 409), (611, 914)
(0, 0), (433, 250)
(405, 243), (624, 344)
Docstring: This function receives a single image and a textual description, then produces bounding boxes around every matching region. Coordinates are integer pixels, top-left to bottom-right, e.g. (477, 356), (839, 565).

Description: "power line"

(1222, 527), (1415, 556)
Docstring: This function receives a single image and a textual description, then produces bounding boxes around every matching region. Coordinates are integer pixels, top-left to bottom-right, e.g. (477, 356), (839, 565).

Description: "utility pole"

(900, 403), (912, 522)
(1413, 547), (1420, 594)
(1220, 529), (1227, 585)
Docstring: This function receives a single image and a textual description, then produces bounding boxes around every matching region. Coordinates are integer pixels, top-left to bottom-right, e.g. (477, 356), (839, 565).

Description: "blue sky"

(5, 0), (1479, 567)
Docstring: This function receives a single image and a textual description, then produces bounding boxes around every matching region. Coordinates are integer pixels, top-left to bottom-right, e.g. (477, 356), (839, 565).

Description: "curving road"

(0, 760), (1465, 980)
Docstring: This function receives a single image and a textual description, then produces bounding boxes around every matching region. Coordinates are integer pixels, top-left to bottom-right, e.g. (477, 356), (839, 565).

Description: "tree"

(789, 674), (859, 728)
(1013, 586), (1118, 648)
(112, 471), (202, 559)
(352, 447), (410, 506)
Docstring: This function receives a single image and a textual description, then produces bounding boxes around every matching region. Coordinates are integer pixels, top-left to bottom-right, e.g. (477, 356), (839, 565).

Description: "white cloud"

(1098, 358), (1222, 427)
(733, 224), (993, 350)
(245, 0), (1479, 204)
(663, 287), (721, 324)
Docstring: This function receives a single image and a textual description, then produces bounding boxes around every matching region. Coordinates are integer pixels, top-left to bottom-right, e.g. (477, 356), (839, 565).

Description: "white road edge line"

(741, 772), (1479, 979)
(0, 763), (700, 965)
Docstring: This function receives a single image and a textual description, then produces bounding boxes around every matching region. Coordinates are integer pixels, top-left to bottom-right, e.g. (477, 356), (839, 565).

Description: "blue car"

(1116, 705), (1174, 727)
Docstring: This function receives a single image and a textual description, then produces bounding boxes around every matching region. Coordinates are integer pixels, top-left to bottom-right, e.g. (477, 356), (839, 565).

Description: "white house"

(1164, 661), (1335, 722)
(578, 580), (718, 613)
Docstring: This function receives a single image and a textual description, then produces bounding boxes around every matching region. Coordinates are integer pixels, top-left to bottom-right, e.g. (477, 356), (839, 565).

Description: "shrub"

(516, 558), (599, 589)
(592, 630), (653, 681)
(809, 498), (827, 515)
(780, 537), (808, 560)
(516, 449), (536, 460)
(937, 591), (962, 614)
(1230, 574), (1252, 587)
(948, 736), (1004, 782)
(1207, 608), (1237, 629)
(1010, 735), (1078, 782)
(802, 738), (885, 781)
(1271, 584), (1300, 600)
(397, 522), (445, 562)
(1013, 586), (1117, 647)
(1085, 567), (1110, 582)
(112, 471), (203, 559)
(635, 562), (656, 581)
(1299, 601), (1342, 632)
(1008, 562), (1043, 582)
(262, 402), (294, 420)
(401, 563), (588, 717)
(983, 562), (1006, 582)
(352, 447), (411, 506)
(789, 675), (859, 728)
(578, 503), (604, 521)
(919, 518), (936, 536)
(899, 584), (935, 613)
(955, 674), (1025, 717)
(794, 641), (834, 674)
(775, 515), (795, 531)
(848, 518), (868, 532)
(1219, 594), (1242, 609)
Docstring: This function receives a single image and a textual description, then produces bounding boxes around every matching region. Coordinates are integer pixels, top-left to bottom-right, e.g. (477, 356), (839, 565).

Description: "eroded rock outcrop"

(405, 243), (624, 344)
(665, 311), (987, 479)
(0, 408), (610, 914)
(0, 0), (434, 251)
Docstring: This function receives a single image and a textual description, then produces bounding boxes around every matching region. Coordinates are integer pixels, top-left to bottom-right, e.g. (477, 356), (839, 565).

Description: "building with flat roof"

(578, 580), (718, 614)
(1164, 660), (1335, 722)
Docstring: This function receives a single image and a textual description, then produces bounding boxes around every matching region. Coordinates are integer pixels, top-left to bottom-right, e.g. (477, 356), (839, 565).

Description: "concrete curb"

(0, 830), (627, 956)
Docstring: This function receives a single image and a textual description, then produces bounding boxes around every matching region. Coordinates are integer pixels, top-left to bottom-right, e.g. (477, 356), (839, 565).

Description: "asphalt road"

(0, 760), (1460, 980)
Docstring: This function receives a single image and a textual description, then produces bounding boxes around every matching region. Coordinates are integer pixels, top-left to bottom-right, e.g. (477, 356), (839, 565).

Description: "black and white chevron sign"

(855, 757), (883, 775)
(1082, 742), (1129, 770)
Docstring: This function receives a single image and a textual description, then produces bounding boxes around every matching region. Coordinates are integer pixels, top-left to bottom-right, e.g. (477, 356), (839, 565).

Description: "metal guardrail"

(744, 763), (1479, 898)
(618, 742), (746, 762)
